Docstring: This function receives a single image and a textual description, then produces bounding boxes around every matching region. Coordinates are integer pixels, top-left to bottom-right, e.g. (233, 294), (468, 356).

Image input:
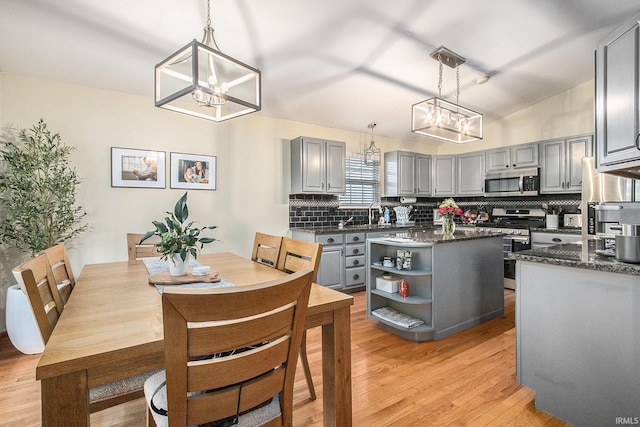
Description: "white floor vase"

(5, 284), (44, 354)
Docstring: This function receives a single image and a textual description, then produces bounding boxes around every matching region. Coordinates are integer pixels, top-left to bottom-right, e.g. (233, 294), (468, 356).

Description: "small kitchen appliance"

(594, 201), (640, 261)
(563, 213), (582, 228)
(616, 224), (640, 263)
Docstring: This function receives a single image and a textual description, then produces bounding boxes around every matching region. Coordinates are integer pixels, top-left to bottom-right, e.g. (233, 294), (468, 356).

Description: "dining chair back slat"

(42, 243), (75, 305)
(251, 232), (283, 267)
(12, 254), (63, 344)
(148, 268), (313, 427)
(277, 237), (322, 281)
(127, 233), (161, 261)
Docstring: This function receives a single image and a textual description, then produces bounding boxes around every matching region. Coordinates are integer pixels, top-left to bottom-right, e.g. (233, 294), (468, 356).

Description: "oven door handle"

(510, 236), (530, 243)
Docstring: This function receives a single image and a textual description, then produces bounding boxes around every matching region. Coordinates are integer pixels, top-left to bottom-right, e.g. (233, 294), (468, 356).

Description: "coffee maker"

(595, 202), (640, 262)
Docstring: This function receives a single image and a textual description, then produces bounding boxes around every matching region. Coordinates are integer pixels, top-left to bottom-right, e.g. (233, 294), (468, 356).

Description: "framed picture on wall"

(111, 147), (166, 188)
(170, 152), (217, 190)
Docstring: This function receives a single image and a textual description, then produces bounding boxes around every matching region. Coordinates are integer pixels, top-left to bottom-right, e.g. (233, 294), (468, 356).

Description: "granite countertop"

(532, 227), (582, 234)
(291, 223), (421, 234)
(510, 239), (640, 276)
(406, 229), (503, 244)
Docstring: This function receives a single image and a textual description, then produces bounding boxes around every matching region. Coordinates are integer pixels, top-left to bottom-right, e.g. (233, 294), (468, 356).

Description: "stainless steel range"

(476, 208), (545, 289)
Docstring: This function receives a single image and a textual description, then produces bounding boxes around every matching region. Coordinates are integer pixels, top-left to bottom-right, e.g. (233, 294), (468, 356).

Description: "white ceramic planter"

(169, 253), (190, 276)
(5, 284), (44, 354)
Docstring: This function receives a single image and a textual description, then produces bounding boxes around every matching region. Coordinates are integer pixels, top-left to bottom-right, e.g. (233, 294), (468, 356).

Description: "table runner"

(142, 257), (235, 293)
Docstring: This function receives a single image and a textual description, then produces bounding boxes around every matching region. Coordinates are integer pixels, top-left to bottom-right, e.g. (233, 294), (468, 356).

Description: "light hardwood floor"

(0, 290), (570, 426)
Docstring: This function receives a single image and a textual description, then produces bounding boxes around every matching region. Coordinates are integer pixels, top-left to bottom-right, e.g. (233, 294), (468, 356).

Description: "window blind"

(339, 156), (380, 206)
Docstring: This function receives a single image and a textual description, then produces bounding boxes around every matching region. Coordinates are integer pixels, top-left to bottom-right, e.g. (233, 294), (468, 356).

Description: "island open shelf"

(366, 231), (504, 342)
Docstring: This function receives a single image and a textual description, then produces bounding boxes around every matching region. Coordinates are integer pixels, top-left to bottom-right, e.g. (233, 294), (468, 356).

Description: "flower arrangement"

(438, 198), (463, 218)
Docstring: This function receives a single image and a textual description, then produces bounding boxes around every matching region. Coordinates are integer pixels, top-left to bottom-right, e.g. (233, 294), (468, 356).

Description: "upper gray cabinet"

(456, 152), (485, 196)
(384, 151), (432, 196)
(433, 155), (456, 197)
(485, 144), (539, 172)
(596, 11), (640, 177)
(290, 136), (345, 194)
(540, 135), (593, 193)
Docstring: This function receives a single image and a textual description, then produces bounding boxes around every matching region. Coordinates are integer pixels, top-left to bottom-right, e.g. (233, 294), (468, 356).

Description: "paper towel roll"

(400, 197), (417, 204)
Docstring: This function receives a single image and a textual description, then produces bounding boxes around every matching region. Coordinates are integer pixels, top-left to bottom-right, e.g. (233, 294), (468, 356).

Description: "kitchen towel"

(400, 197), (417, 204)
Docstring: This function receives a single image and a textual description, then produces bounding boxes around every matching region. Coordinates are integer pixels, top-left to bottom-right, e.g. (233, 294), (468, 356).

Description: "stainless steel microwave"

(484, 167), (539, 197)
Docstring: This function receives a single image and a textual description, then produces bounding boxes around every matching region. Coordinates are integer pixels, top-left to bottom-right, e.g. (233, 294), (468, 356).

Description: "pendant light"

(364, 122), (381, 166)
(155, 0), (261, 122)
(411, 46), (482, 143)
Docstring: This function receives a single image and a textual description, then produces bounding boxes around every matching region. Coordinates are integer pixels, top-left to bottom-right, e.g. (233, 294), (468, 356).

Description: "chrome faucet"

(369, 202), (382, 225)
(338, 216), (354, 229)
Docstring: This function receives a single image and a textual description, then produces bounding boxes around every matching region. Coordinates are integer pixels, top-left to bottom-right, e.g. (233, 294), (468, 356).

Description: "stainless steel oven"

(476, 208), (544, 289)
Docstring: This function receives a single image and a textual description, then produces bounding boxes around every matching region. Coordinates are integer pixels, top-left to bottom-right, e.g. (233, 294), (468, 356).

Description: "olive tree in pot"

(0, 119), (89, 353)
(141, 192), (217, 276)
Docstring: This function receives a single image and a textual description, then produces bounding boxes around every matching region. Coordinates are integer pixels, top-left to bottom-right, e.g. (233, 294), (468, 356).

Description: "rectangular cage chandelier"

(155, 1), (261, 122)
(411, 46), (482, 143)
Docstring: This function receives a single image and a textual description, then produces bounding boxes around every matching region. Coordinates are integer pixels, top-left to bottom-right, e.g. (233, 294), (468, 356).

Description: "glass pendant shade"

(155, 39), (261, 122)
(411, 96), (483, 143)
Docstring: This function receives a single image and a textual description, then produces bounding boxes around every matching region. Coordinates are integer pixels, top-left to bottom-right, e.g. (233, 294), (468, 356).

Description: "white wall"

(0, 72), (595, 333)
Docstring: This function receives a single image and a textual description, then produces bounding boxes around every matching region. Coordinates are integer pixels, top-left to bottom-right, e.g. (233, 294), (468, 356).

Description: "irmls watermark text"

(616, 417), (640, 425)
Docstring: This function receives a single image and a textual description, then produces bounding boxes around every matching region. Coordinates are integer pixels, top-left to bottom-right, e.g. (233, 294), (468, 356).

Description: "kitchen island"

(512, 240), (640, 427)
(366, 229), (504, 341)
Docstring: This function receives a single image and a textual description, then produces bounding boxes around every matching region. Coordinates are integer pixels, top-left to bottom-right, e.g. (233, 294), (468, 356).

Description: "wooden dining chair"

(251, 232), (283, 267)
(277, 237), (322, 401)
(144, 268), (314, 427)
(13, 254), (158, 414)
(12, 254), (64, 344)
(42, 243), (75, 305)
(127, 232), (161, 260)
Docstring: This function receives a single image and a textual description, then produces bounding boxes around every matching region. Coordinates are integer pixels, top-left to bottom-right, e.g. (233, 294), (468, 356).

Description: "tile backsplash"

(289, 194), (581, 228)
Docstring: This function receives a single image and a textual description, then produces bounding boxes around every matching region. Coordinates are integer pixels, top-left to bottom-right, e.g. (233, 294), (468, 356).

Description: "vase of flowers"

(141, 192), (217, 276)
(438, 198), (463, 235)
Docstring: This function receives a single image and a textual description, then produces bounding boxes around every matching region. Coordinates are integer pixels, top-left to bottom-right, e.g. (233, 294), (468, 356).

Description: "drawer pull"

(353, 236), (359, 241)
(352, 248), (359, 254)
(552, 238), (561, 242)
(352, 260), (359, 266)
(353, 274), (360, 280)
(327, 238), (334, 243)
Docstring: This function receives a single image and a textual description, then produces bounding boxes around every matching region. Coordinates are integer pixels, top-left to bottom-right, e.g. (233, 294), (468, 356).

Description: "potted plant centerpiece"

(0, 119), (89, 354)
(141, 192), (217, 276)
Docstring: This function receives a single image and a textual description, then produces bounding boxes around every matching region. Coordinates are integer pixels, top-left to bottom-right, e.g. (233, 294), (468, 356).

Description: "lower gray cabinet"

(344, 233), (366, 289)
(316, 234), (344, 289)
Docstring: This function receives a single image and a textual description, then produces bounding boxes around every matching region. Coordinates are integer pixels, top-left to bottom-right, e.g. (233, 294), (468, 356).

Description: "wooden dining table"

(36, 252), (353, 426)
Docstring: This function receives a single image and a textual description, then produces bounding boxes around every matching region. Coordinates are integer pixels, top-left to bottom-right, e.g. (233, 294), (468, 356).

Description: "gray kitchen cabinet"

(531, 232), (581, 249)
(344, 232), (366, 289)
(456, 152), (485, 196)
(315, 233), (345, 289)
(383, 151), (432, 196)
(290, 136), (345, 194)
(540, 135), (592, 194)
(485, 144), (539, 172)
(595, 11), (640, 176)
(433, 155), (456, 197)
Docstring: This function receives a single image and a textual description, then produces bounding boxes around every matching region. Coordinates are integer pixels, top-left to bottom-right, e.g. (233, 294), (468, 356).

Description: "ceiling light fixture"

(411, 46), (483, 143)
(364, 122), (381, 166)
(154, 0), (261, 122)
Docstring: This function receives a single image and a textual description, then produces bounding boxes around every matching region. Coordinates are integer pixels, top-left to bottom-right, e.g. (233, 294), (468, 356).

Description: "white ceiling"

(1, 0), (639, 145)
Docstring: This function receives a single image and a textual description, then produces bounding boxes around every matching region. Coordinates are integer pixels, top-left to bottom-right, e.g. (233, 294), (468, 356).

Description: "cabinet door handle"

(353, 274), (360, 280)
(636, 134), (640, 150)
(561, 182), (565, 189)
(353, 259), (359, 266)
(321, 183), (325, 189)
(512, 164), (516, 168)
(353, 248), (359, 254)
(327, 238), (334, 243)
